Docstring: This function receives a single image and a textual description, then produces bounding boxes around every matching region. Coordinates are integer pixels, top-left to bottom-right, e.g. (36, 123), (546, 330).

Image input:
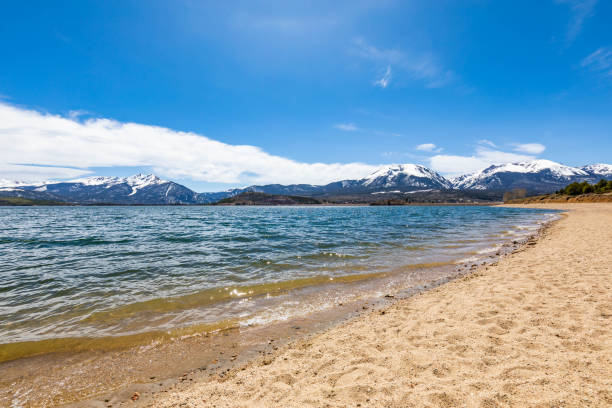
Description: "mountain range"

(1, 160), (611, 205)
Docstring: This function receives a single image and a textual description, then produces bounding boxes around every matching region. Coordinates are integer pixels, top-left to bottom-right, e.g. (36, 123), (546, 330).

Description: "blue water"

(0, 206), (558, 344)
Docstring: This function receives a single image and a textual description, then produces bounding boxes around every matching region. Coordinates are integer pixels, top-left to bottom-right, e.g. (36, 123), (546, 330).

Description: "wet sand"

(138, 203), (612, 407)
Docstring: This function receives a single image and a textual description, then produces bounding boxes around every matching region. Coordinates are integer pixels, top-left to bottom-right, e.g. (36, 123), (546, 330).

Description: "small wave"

(455, 256), (480, 264)
(298, 252), (362, 261)
(158, 235), (201, 243)
(224, 235), (258, 243)
(513, 225), (539, 231)
(98, 269), (145, 279)
(476, 244), (503, 254)
(0, 319), (241, 364)
(1, 237), (132, 247)
(81, 272), (386, 325)
(403, 245), (429, 251)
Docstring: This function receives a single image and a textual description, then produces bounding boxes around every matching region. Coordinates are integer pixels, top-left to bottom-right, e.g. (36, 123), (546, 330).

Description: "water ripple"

(0, 205), (558, 345)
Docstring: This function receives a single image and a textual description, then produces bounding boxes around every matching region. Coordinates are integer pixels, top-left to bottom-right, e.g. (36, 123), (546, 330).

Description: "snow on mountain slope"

(125, 174), (166, 195)
(67, 176), (123, 186)
(508, 159), (587, 176)
(581, 164), (612, 177)
(2, 161), (611, 204)
(360, 164), (451, 190)
(452, 160), (590, 191)
(0, 179), (31, 189)
(68, 173), (166, 191)
(0, 174), (199, 204)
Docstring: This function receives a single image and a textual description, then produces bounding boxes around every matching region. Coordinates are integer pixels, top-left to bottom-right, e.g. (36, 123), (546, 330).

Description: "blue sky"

(0, 0), (611, 191)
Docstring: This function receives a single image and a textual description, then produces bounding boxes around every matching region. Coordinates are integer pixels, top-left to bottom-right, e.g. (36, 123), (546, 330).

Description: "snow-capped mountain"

(66, 174), (167, 194)
(1, 174), (203, 204)
(0, 179), (32, 189)
(228, 164), (451, 197)
(360, 164), (451, 190)
(450, 160), (592, 192)
(1, 161), (611, 204)
(581, 164), (612, 178)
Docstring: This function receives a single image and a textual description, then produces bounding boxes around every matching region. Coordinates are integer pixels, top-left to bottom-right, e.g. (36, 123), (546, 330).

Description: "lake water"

(0, 205), (558, 361)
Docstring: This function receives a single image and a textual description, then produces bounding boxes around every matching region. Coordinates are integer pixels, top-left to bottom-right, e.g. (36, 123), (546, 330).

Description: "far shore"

(0, 200), (503, 207)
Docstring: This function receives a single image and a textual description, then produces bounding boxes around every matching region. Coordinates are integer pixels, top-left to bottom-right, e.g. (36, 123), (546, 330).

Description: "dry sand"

(142, 203), (612, 408)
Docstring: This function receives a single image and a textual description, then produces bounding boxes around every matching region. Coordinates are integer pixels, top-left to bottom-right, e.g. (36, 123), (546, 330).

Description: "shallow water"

(0, 205), (558, 360)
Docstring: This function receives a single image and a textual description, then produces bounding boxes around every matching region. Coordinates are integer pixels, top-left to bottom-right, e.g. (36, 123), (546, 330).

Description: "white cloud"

(512, 143), (546, 154)
(68, 109), (91, 119)
(415, 143), (438, 152)
(429, 147), (536, 176)
(0, 103), (379, 186)
(0, 164), (91, 182)
(581, 47), (612, 78)
(477, 139), (497, 148)
(374, 66), (392, 88)
(334, 123), (359, 131)
(352, 38), (455, 88)
(556, 0), (598, 43)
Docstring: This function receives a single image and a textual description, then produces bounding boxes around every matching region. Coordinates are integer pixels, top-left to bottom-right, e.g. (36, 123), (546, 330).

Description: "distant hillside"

(451, 160), (602, 193)
(1, 160), (611, 205)
(505, 193), (612, 204)
(215, 192), (323, 205)
(505, 179), (612, 203)
(328, 189), (503, 205)
(0, 174), (203, 205)
(0, 196), (68, 206)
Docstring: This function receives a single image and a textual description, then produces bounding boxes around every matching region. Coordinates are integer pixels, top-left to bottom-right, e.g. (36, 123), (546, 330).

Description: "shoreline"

(0, 201), (504, 207)
(0, 208), (552, 363)
(2, 260), (511, 408)
(129, 203), (610, 407)
(0, 208), (559, 407)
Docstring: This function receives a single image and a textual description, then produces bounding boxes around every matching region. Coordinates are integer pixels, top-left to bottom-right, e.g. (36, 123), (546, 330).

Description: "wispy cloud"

(512, 143), (546, 154)
(0, 164), (92, 182)
(352, 38), (456, 88)
(415, 143), (441, 152)
(556, 0), (598, 44)
(374, 66), (392, 88)
(68, 109), (91, 119)
(581, 47), (612, 79)
(0, 103), (379, 186)
(334, 123), (360, 131)
(234, 15), (340, 34)
(477, 139), (497, 148)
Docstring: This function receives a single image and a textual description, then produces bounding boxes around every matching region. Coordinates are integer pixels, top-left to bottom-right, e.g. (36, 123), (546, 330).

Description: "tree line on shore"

(557, 179), (612, 195)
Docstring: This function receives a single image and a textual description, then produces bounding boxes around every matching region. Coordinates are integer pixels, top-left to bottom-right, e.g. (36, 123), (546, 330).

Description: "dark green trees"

(558, 179), (612, 196)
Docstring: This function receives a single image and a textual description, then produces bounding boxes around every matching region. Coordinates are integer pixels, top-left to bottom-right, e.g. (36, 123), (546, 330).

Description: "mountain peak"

(0, 179), (30, 189)
(581, 163), (612, 176)
(362, 163), (451, 190)
(68, 176), (121, 186)
(453, 159), (590, 191)
(515, 159), (587, 176)
(68, 173), (165, 187)
(125, 173), (163, 184)
(364, 164), (429, 181)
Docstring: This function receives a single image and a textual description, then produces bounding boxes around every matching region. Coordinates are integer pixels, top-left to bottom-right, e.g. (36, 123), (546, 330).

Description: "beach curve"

(138, 203), (612, 407)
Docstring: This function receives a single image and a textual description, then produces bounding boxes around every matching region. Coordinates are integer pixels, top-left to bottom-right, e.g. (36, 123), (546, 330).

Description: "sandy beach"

(138, 203), (612, 407)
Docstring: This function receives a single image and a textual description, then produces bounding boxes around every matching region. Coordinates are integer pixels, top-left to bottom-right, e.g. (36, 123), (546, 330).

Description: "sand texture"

(142, 204), (612, 408)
